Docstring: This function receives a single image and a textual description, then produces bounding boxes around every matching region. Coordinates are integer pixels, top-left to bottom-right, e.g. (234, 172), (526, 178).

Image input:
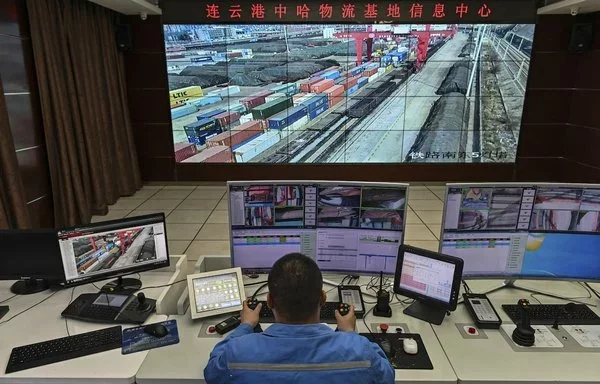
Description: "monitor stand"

(10, 279), (49, 295)
(403, 300), (447, 325)
(100, 276), (142, 293)
(482, 279), (590, 305)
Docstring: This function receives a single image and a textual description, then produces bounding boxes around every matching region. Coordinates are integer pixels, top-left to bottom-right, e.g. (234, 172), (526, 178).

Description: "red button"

(208, 326), (216, 334)
(380, 324), (389, 333)
(467, 327), (476, 334)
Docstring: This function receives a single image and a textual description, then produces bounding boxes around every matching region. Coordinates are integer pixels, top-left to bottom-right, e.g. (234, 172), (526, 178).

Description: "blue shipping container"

(171, 105), (197, 120)
(268, 105), (307, 129)
(197, 108), (226, 120)
(346, 84), (360, 96)
(321, 71), (340, 80)
(231, 131), (262, 151)
(229, 104), (246, 114)
(300, 94), (327, 112)
(350, 67), (363, 76)
(308, 105), (328, 120)
(188, 96), (221, 109)
(186, 128), (220, 145)
(358, 77), (368, 86)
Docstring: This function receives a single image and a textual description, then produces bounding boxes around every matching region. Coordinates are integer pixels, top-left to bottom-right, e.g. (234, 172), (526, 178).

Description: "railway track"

(491, 36), (530, 95)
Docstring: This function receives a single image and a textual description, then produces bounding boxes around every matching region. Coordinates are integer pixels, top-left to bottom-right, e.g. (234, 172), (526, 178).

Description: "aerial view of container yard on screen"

(165, 24), (534, 164)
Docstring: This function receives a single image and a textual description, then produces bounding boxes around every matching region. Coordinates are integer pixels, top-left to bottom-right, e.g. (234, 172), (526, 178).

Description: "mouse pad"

(360, 333), (433, 370)
(122, 319), (180, 355)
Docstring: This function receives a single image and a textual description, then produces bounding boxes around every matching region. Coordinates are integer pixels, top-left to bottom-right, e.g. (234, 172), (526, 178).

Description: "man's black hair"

(268, 253), (323, 321)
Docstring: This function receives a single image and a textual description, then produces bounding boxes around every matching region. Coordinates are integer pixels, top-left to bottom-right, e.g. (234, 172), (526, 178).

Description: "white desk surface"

(432, 279), (600, 384)
(136, 274), (457, 384)
(0, 271), (174, 384)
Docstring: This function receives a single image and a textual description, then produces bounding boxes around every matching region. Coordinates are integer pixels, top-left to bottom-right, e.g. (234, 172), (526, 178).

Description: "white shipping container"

(239, 114), (253, 124)
(368, 73), (380, 83)
(289, 115), (308, 131)
(234, 131), (281, 162)
(265, 93), (287, 103)
(378, 68), (386, 74)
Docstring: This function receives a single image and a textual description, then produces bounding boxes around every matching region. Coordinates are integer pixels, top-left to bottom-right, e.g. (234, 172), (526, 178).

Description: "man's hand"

(335, 304), (356, 332)
(240, 300), (262, 328)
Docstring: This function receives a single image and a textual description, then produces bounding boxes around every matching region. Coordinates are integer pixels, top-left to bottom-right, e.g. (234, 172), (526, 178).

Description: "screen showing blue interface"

(228, 182), (408, 274)
(440, 184), (600, 279)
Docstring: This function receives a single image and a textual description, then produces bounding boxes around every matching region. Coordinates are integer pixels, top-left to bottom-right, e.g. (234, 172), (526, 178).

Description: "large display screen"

(165, 22), (534, 164)
(228, 181), (408, 274)
(440, 184), (600, 280)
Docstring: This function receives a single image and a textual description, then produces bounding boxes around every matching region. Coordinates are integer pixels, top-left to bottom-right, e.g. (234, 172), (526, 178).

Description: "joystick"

(246, 298), (259, 310)
(373, 272), (392, 318)
(137, 292), (151, 311)
(512, 299), (535, 347)
(338, 303), (350, 316)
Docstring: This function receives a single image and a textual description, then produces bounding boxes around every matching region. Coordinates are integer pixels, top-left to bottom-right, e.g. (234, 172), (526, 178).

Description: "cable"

(244, 280), (268, 287)
(252, 282), (269, 299)
(0, 291), (60, 326)
(65, 287), (76, 336)
(0, 294), (17, 304)
(462, 280), (472, 294)
(136, 279), (186, 292)
(584, 282), (600, 301)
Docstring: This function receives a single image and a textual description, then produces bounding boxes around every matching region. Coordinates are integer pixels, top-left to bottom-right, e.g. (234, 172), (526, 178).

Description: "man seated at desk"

(204, 253), (394, 384)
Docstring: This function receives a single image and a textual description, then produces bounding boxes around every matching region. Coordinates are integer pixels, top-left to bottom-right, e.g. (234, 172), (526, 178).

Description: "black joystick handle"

(246, 298), (259, 310)
(338, 303), (350, 316)
(512, 299), (535, 347)
(137, 292), (151, 311)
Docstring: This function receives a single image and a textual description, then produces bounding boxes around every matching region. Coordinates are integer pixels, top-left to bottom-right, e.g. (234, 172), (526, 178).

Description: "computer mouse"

(378, 339), (395, 358)
(144, 324), (168, 338)
(403, 338), (418, 355)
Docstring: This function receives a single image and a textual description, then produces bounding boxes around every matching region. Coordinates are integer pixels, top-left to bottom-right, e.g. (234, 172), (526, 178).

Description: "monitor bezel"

(439, 182), (600, 281)
(227, 180), (410, 275)
(394, 244), (464, 311)
(59, 213), (170, 287)
(187, 267), (245, 320)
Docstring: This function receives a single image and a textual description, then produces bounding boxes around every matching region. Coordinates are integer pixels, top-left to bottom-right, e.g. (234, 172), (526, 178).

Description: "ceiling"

(87, 0), (161, 15)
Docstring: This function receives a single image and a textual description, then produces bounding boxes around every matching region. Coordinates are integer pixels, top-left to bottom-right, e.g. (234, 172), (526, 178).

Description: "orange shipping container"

(310, 79), (335, 93)
(206, 120), (263, 148)
(182, 146), (233, 163)
(329, 95), (344, 108)
(174, 142), (198, 162)
(293, 93), (307, 102)
(324, 85), (345, 99)
(363, 68), (378, 77)
(300, 78), (321, 93)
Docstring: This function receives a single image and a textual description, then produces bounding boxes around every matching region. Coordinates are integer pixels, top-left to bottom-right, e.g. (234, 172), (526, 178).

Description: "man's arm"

(204, 323), (254, 384)
(368, 341), (395, 384)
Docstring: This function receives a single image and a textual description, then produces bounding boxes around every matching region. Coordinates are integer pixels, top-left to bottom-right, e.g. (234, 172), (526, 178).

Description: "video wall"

(164, 4), (535, 164)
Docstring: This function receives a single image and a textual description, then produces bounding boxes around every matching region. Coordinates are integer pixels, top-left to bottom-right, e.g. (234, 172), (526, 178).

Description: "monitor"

(57, 214), (170, 291)
(0, 230), (65, 295)
(439, 183), (600, 280)
(227, 181), (409, 275)
(187, 267), (245, 320)
(394, 245), (463, 324)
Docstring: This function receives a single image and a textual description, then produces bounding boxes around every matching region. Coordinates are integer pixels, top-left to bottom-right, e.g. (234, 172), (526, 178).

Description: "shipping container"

(277, 115), (309, 140)
(240, 90), (274, 109)
(350, 67), (364, 76)
(214, 111), (241, 129)
(206, 120), (263, 149)
(378, 67), (386, 74)
(171, 97), (200, 109)
(334, 76), (347, 86)
(270, 83), (298, 94)
(268, 105), (308, 129)
(170, 86), (203, 101)
(251, 97), (293, 120)
(239, 114), (253, 124)
(324, 85), (345, 99)
(171, 105), (197, 120)
(234, 131), (281, 163)
(197, 109), (227, 120)
(329, 95), (344, 108)
(362, 68), (378, 77)
(265, 93), (287, 103)
(188, 96), (222, 109)
(207, 85), (241, 98)
(185, 118), (217, 133)
(310, 79), (335, 93)
(182, 146), (232, 163)
(174, 142), (198, 162)
(228, 103), (247, 114)
(358, 77), (369, 87)
(300, 94), (328, 112)
(308, 104), (328, 120)
(293, 93), (307, 102)
(386, 65), (394, 73)
(299, 78), (322, 93)
(321, 70), (340, 80)
(345, 84), (360, 96)
(368, 73), (380, 83)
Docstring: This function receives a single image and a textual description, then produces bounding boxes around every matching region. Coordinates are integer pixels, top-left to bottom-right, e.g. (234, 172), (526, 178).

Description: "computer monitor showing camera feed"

(440, 183), (600, 280)
(228, 181), (408, 274)
(57, 214), (170, 286)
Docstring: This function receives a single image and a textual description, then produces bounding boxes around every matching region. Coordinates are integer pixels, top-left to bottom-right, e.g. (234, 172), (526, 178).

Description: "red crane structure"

(333, 25), (457, 68)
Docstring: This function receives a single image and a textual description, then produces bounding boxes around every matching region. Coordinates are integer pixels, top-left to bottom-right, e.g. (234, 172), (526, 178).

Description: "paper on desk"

(562, 325), (600, 348)
(501, 324), (564, 348)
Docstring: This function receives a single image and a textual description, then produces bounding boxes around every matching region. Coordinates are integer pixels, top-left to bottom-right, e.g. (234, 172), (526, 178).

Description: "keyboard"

(502, 304), (600, 325)
(258, 301), (362, 323)
(6, 326), (122, 374)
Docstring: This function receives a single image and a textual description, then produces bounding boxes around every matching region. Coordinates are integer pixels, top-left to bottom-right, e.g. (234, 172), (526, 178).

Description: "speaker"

(116, 24), (132, 52)
(569, 22), (594, 53)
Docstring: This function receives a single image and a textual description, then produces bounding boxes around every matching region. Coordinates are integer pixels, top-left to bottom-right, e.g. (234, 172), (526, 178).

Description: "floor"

(93, 184), (445, 267)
